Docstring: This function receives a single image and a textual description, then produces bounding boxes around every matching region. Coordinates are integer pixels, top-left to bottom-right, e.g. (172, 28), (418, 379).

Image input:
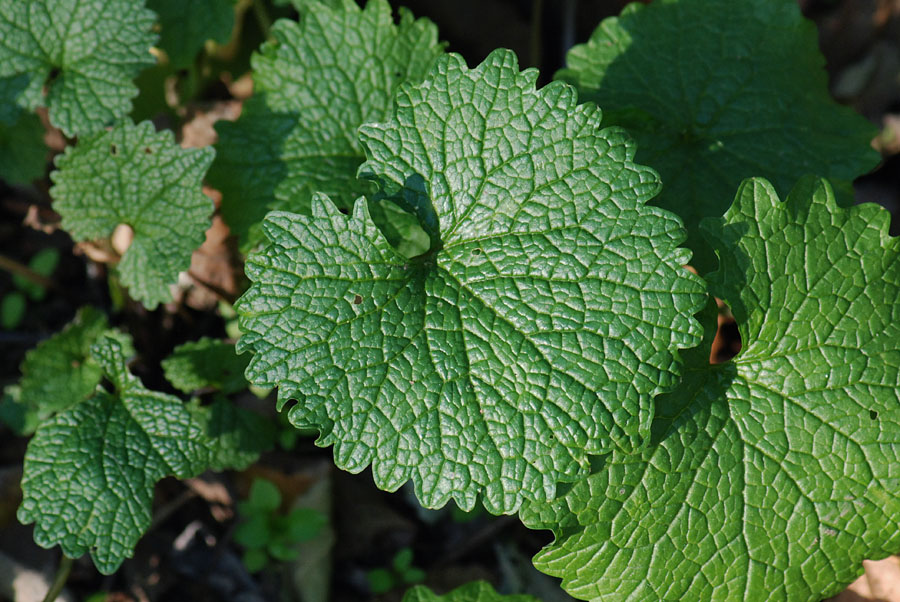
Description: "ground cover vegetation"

(1, 0), (898, 600)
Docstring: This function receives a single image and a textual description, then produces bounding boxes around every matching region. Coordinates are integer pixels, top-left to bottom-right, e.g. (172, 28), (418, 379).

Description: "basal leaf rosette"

(0, 0), (157, 136)
(558, 0), (880, 272)
(236, 49), (706, 514)
(521, 177), (900, 602)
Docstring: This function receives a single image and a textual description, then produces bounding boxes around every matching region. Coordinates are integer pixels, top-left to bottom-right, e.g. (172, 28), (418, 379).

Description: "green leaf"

(162, 338), (250, 394)
(0, 0), (157, 136)
(242, 547), (269, 572)
(18, 335), (211, 574)
(237, 49), (706, 514)
(522, 178), (900, 602)
(208, 0), (445, 249)
(0, 292), (25, 329)
(234, 513), (272, 548)
(283, 507), (326, 542)
(557, 0), (880, 272)
(18, 307), (132, 419)
(0, 110), (45, 185)
(146, 0), (235, 68)
(402, 581), (539, 602)
(192, 398), (274, 471)
(50, 120), (215, 309)
(368, 568), (396, 594)
(267, 539), (301, 561)
(242, 478), (282, 513)
(393, 547), (414, 571)
(0, 385), (40, 435)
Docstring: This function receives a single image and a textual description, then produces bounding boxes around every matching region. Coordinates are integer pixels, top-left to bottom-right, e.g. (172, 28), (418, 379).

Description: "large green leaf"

(50, 120), (214, 309)
(557, 0), (880, 272)
(0, 0), (157, 136)
(403, 581), (539, 602)
(17, 335), (270, 573)
(522, 178), (900, 602)
(208, 0), (444, 249)
(18, 336), (211, 574)
(146, 0), (234, 68)
(236, 49), (706, 514)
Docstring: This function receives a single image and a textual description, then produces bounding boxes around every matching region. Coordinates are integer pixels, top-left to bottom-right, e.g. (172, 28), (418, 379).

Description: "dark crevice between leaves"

(369, 173), (443, 262)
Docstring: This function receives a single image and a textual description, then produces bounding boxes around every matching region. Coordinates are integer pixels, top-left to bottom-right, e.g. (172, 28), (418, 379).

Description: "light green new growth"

(0, 110), (45, 185)
(146, 0), (234, 68)
(237, 49), (706, 514)
(403, 581), (539, 602)
(18, 336), (212, 574)
(0, 0), (157, 136)
(18, 307), (133, 421)
(50, 120), (215, 309)
(557, 0), (879, 272)
(209, 0), (445, 249)
(162, 338), (250, 394)
(522, 178), (900, 602)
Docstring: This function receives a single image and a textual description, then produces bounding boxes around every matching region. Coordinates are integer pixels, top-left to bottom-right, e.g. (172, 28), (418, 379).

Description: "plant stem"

(42, 554), (72, 602)
(0, 253), (57, 292)
(251, 0), (272, 37)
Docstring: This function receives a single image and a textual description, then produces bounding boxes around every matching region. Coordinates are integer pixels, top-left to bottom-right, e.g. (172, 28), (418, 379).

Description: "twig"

(41, 554), (72, 602)
(0, 253), (58, 292)
(188, 270), (239, 304)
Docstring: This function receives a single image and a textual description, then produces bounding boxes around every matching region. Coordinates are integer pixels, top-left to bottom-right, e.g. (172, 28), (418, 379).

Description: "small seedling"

(234, 478), (327, 573)
(367, 547), (427, 594)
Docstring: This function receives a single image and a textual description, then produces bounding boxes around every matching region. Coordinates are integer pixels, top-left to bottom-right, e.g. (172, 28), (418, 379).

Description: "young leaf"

(162, 338), (250, 394)
(146, 0), (234, 69)
(0, 0), (157, 136)
(0, 292), (26, 330)
(208, 0), (445, 248)
(557, 0), (880, 272)
(50, 120), (215, 309)
(18, 307), (132, 420)
(18, 336), (212, 574)
(0, 110), (45, 185)
(237, 49), (706, 514)
(522, 178), (900, 602)
(403, 581), (538, 602)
